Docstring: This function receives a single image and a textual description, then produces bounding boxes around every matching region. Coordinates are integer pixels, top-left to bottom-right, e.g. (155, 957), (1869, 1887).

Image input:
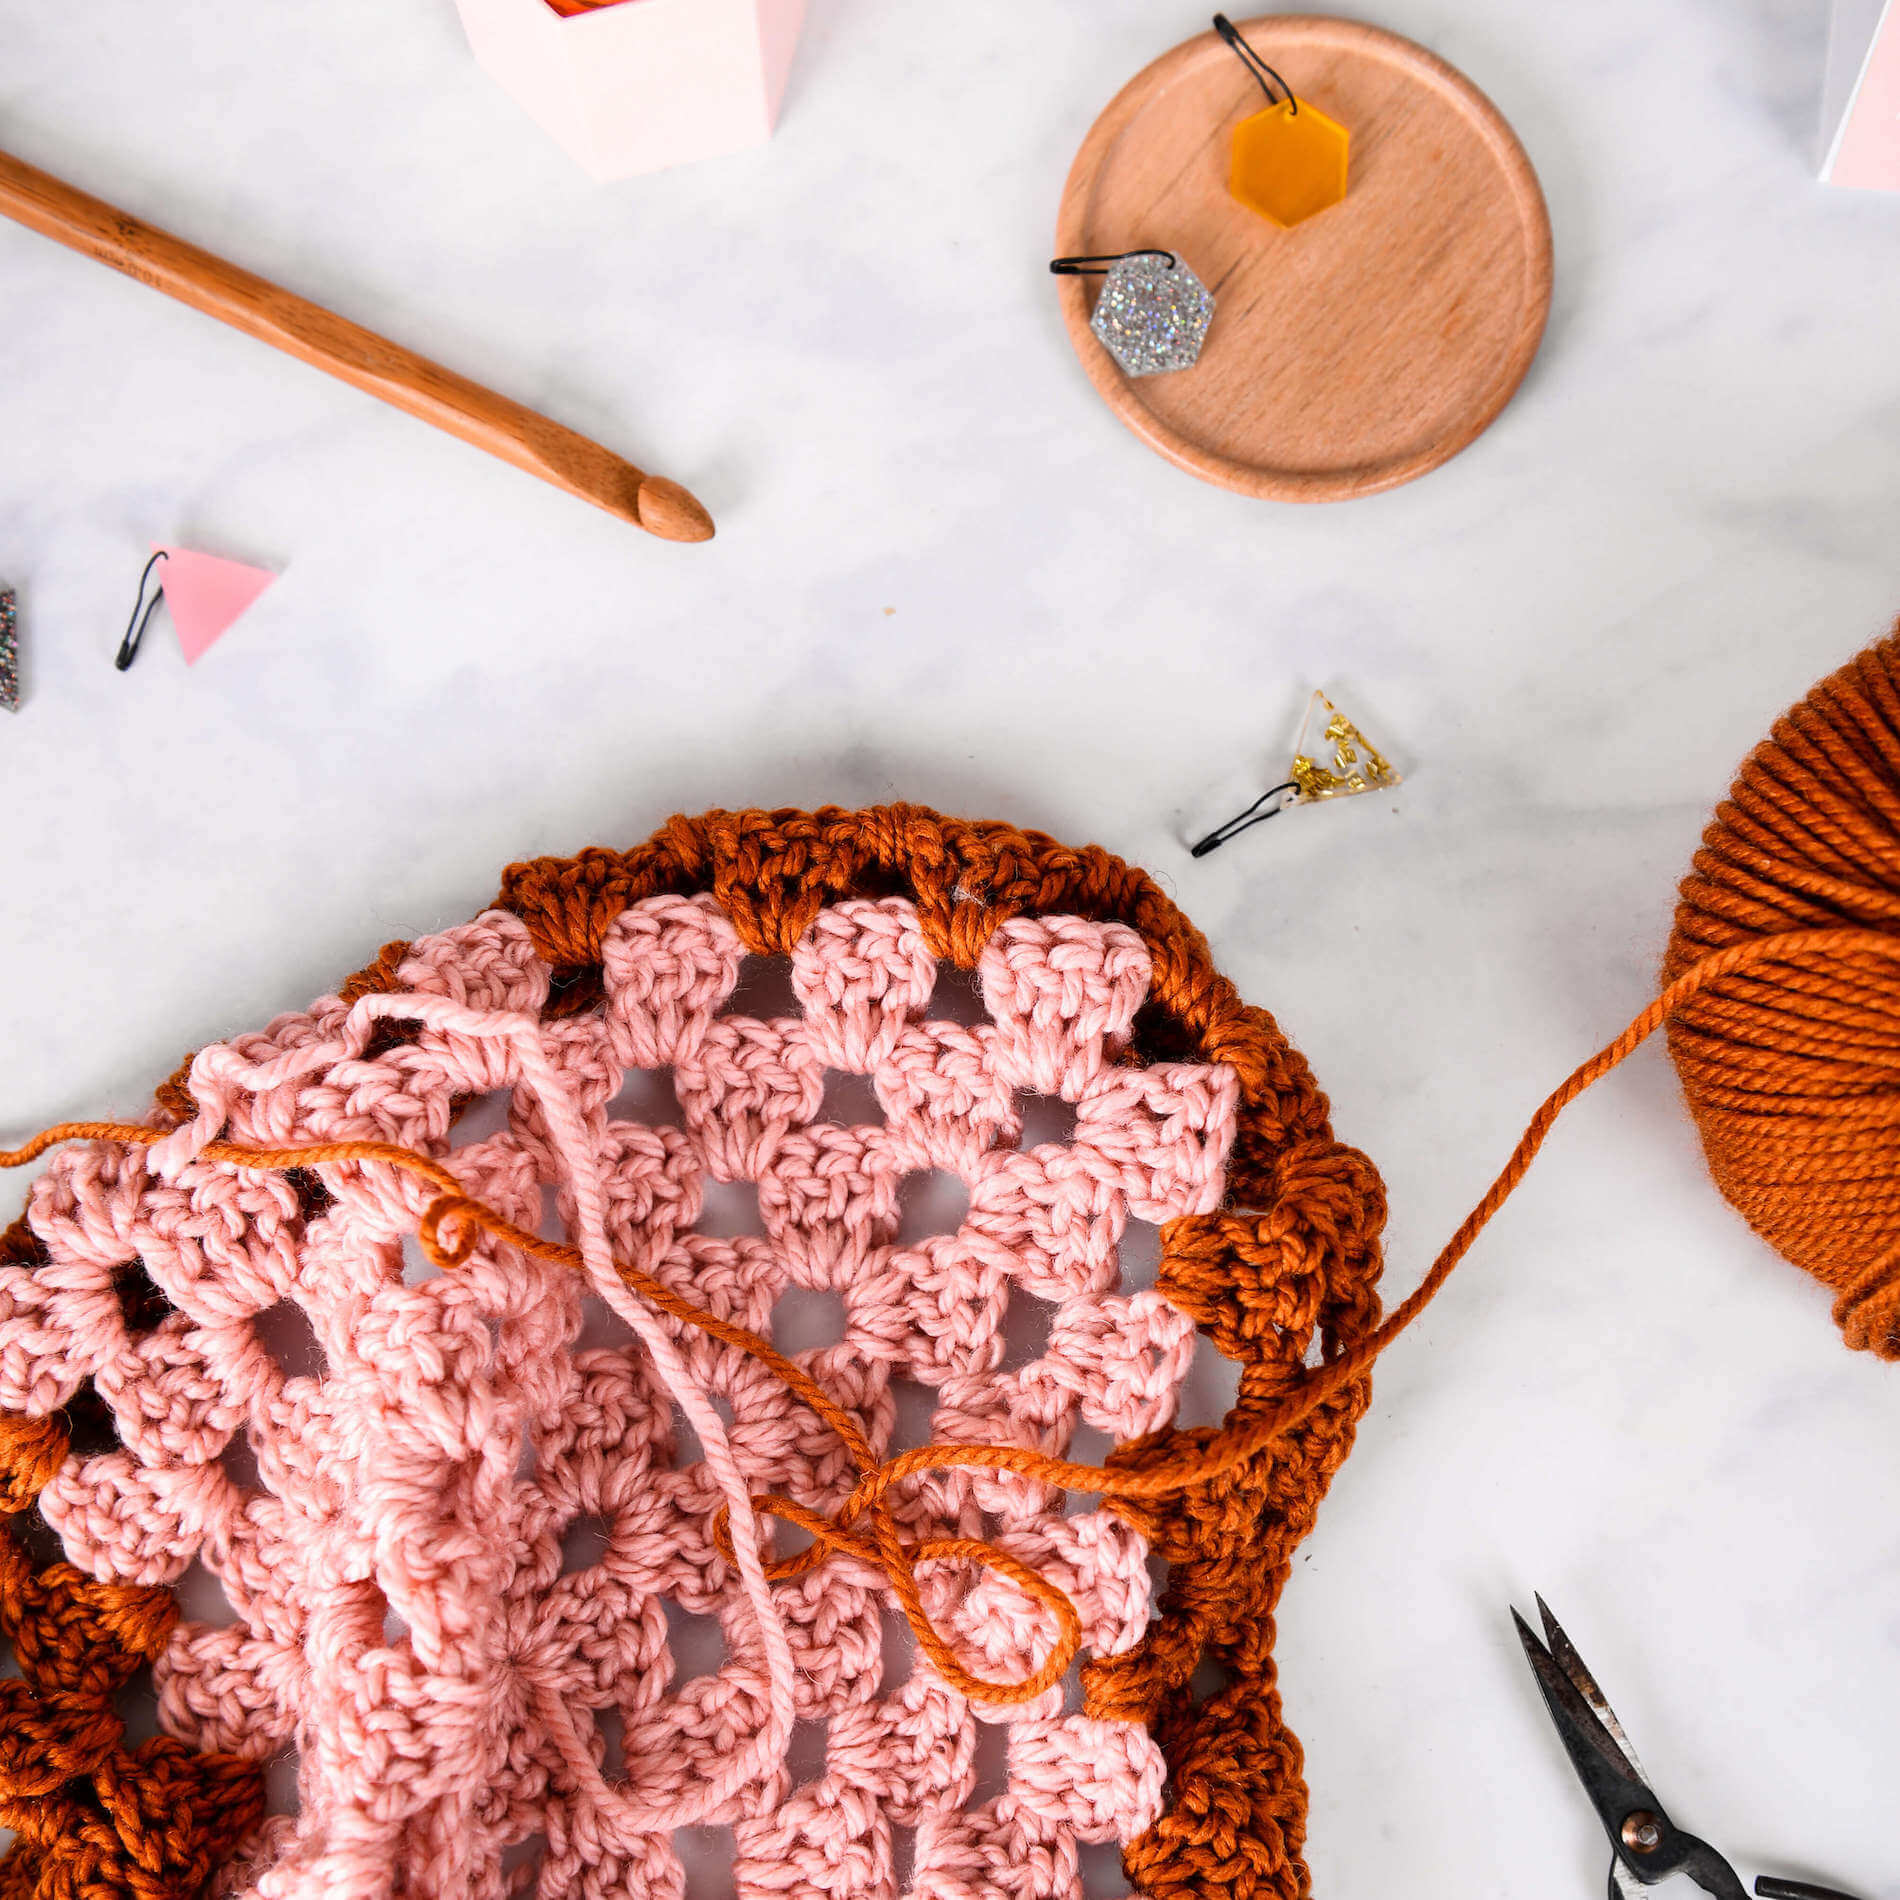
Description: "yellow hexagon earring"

(1213, 14), (1350, 229)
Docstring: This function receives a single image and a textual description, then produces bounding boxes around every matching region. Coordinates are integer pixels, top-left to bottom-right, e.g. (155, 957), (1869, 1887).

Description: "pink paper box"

(1821, 0), (1900, 191)
(453, 0), (806, 183)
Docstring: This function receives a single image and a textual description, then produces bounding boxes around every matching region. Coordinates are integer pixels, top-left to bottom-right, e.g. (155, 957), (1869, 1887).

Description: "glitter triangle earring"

(1050, 249), (1217, 378)
(1191, 690), (1402, 856)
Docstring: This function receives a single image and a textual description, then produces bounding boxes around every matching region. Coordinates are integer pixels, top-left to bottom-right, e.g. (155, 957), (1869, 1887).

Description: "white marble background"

(2, 1), (1898, 1893)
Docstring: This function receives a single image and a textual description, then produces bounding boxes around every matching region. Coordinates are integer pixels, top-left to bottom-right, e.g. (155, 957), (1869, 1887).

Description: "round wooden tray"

(1053, 15), (1553, 502)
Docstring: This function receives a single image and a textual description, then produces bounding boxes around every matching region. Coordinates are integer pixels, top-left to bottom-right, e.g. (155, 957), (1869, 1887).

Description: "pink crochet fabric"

(0, 895), (1238, 1900)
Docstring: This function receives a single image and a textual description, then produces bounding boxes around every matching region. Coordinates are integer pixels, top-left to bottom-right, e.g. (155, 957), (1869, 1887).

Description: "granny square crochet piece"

(0, 806), (1386, 1900)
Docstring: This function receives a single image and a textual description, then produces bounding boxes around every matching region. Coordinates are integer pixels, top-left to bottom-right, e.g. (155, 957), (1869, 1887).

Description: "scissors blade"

(1537, 1594), (1651, 1785)
(1513, 1605), (1657, 1812)
(1515, 1602), (1755, 1900)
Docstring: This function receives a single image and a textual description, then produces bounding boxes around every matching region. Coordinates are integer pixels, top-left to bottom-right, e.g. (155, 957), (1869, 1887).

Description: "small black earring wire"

(1049, 250), (1178, 276)
(1212, 14), (1298, 114)
(1189, 781), (1301, 858)
(114, 550), (168, 672)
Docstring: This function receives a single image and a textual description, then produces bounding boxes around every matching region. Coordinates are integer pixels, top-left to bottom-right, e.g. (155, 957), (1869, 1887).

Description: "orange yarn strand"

(9, 921), (1894, 1702)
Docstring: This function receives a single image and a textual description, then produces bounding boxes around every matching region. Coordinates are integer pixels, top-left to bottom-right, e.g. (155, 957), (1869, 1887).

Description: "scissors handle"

(1756, 1882), (1864, 1900)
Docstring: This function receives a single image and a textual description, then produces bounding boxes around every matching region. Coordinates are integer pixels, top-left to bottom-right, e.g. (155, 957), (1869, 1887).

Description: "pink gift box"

(1821, 0), (1900, 191)
(453, 0), (806, 182)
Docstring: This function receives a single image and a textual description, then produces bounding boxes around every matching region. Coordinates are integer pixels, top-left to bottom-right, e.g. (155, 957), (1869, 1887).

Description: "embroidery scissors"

(1513, 1597), (1864, 1900)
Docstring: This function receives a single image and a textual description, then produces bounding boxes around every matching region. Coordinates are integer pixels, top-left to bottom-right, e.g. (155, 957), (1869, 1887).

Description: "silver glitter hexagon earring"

(1049, 249), (1216, 378)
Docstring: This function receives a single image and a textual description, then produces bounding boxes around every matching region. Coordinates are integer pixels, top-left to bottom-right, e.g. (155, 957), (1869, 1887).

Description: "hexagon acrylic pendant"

(1088, 254), (1217, 378)
(1230, 98), (1350, 228)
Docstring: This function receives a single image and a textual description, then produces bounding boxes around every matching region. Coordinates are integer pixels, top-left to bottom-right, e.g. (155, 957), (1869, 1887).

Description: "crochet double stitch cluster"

(0, 806), (1385, 1900)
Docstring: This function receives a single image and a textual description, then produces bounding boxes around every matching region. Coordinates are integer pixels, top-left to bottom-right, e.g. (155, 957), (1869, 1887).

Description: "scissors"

(1513, 1596), (1865, 1900)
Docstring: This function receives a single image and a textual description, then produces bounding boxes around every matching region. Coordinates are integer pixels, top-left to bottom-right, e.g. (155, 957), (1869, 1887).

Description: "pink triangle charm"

(154, 545), (278, 664)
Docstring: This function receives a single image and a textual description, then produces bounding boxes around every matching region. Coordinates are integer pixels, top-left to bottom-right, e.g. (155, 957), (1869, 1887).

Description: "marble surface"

(2, 1), (1898, 1893)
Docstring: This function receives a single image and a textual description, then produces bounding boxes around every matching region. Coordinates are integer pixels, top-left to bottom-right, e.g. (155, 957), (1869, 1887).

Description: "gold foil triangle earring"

(1191, 691), (1401, 856)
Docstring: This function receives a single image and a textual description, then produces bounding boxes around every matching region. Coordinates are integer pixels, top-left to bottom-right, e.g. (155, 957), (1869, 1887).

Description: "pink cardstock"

(154, 545), (277, 664)
(1823, 0), (1900, 190)
(455, 0), (806, 182)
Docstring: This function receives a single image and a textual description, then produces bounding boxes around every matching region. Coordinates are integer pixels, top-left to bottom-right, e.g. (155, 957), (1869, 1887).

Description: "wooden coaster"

(1054, 15), (1553, 502)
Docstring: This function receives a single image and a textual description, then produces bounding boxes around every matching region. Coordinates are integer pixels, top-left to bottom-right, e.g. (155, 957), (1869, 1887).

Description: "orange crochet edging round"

(18, 803), (1383, 1900)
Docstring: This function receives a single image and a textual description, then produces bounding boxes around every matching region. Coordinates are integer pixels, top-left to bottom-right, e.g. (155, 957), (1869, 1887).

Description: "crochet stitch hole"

(605, 1066), (687, 1129)
(111, 1259), (173, 1336)
(1175, 1330), (1244, 1430)
(785, 1717), (828, 1786)
(679, 1825), (736, 1900)
(663, 1603), (726, 1682)
(929, 962), (990, 1028)
(592, 1704), (626, 1777)
(574, 1293), (633, 1352)
(1017, 1095), (1079, 1149)
(61, 1382), (119, 1460)
(11, 1502), (63, 1571)
(500, 1832), (546, 1892)
(265, 1747), (300, 1815)
(892, 1822), (918, 1893)
(254, 1299), (326, 1380)
(722, 956), (801, 1022)
(894, 1171), (970, 1246)
(772, 1285), (848, 1355)
(1117, 1219), (1162, 1293)
(887, 1376), (939, 1454)
(400, 1232), (443, 1286)
(560, 1513), (611, 1575)
(697, 1178), (766, 1238)
(1077, 1842), (1133, 1897)
(447, 1088), (515, 1150)
(770, 1512), (815, 1563)
(1189, 1656), (1234, 1707)
(114, 1669), (162, 1746)
(999, 1286), (1055, 1372)
(968, 1718), (1009, 1805)
(285, 1166), (334, 1226)
(877, 1608), (913, 1693)
(174, 1556), (241, 1628)
(818, 1069), (886, 1128)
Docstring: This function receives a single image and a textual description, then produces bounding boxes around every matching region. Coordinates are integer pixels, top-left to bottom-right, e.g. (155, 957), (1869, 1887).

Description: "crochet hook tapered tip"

(635, 477), (716, 544)
(0, 144), (715, 546)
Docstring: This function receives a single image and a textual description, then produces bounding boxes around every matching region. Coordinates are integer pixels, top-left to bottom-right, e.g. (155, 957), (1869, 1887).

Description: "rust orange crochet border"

(6, 804), (1386, 1900)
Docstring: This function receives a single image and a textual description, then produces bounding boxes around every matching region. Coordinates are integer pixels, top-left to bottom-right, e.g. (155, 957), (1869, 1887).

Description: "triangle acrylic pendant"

(1191, 691), (1402, 856)
(152, 545), (277, 663)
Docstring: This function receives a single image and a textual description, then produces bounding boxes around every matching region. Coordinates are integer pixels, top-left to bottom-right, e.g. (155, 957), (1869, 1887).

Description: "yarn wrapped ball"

(1667, 627), (1900, 1359)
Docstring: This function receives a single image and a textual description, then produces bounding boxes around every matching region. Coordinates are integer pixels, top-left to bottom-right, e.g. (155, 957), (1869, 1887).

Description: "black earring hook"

(115, 551), (168, 672)
(1189, 782), (1300, 858)
(1212, 14), (1298, 114)
(1049, 250), (1179, 276)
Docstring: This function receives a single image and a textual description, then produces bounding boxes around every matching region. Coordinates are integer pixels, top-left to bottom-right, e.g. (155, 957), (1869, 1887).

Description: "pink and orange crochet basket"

(0, 805), (1385, 1900)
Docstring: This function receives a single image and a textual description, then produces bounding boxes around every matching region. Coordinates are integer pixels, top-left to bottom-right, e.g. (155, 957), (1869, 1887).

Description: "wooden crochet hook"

(0, 146), (714, 544)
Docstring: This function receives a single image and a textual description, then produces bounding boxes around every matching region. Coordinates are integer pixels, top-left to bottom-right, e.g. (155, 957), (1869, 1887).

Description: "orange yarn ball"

(1665, 627), (1900, 1359)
